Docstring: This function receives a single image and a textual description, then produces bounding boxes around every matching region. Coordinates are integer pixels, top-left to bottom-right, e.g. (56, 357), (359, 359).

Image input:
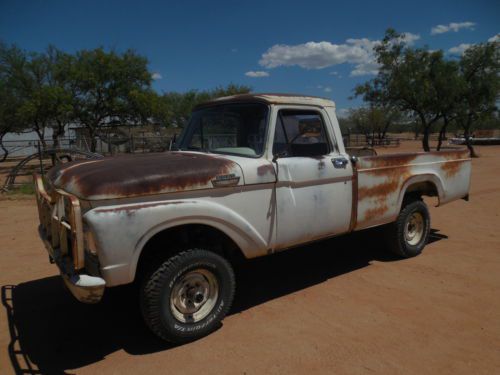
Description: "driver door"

(272, 107), (353, 250)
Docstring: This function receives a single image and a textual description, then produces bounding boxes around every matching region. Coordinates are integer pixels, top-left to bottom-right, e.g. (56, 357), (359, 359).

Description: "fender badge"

(211, 173), (240, 187)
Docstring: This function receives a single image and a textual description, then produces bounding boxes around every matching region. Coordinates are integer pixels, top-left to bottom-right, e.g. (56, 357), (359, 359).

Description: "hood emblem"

(211, 173), (240, 187)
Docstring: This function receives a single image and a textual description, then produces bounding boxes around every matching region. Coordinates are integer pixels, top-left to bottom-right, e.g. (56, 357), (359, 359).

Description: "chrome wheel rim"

(405, 212), (425, 246)
(170, 269), (219, 323)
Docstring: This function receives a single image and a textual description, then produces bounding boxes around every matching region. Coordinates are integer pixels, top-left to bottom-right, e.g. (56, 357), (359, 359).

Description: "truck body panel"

(355, 149), (471, 229)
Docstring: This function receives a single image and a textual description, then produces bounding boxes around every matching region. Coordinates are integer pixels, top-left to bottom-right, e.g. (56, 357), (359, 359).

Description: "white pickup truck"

(34, 93), (471, 343)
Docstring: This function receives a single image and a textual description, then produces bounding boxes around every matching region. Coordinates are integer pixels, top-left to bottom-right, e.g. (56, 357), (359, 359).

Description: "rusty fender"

(83, 199), (267, 287)
(355, 149), (471, 230)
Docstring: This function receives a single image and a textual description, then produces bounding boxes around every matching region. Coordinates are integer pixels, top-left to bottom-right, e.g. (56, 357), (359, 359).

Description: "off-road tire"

(140, 249), (235, 343)
(385, 199), (431, 258)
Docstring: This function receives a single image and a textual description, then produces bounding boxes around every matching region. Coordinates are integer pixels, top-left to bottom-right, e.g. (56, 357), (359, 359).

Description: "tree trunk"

(52, 129), (60, 149)
(418, 114), (431, 152)
(51, 121), (66, 149)
(89, 127), (97, 152)
(381, 121), (391, 140)
(422, 127), (431, 152)
(463, 120), (478, 158)
(33, 122), (47, 149)
(0, 134), (8, 162)
(437, 117), (449, 151)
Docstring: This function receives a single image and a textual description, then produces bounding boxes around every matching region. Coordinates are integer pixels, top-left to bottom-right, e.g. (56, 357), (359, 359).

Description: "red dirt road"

(1, 143), (499, 374)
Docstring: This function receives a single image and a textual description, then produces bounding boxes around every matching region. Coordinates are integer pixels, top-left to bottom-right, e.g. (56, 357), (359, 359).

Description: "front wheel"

(140, 249), (235, 343)
(384, 199), (431, 258)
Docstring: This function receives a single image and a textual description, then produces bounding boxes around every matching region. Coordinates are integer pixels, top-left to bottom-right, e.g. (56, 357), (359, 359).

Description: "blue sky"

(1, 0), (499, 113)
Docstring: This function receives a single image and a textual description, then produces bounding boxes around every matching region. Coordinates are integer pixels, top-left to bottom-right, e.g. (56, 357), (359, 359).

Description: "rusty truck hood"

(47, 152), (244, 200)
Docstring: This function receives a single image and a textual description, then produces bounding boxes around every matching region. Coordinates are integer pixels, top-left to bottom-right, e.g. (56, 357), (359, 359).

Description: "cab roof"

(195, 93), (336, 109)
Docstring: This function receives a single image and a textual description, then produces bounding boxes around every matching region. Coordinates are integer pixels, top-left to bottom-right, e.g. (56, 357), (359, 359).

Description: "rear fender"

(397, 173), (445, 211)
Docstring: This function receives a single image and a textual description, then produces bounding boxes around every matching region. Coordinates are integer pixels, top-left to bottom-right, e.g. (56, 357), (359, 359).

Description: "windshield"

(178, 103), (269, 157)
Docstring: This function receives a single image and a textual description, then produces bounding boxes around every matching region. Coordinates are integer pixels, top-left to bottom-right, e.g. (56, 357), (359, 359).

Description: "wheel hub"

(404, 212), (424, 246)
(170, 269), (219, 323)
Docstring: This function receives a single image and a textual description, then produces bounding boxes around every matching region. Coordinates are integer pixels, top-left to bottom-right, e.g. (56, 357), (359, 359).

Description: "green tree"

(0, 42), (30, 160)
(0, 78), (25, 161)
(454, 41), (500, 157)
(161, 83), (252, 127)
(346, 105), (400, 142)
(355, 29), (446, 151)
(433, 59), (461, 150)
(68, 48), (153, 151)
(0, 42), (75, 149)
(43, 46), (75, 148)
(128, 89), (170, 126)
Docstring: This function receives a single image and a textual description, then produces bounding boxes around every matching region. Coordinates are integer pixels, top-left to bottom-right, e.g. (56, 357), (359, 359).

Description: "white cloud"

(448, 43), (473, 55)
(336, 108), (350, 118)
(488, 34), (500, 43)
(259, 40), (371, 69)
(151, 72), (163, 80)
(350, 61), (380, 76)
(316, 85), (332, 92)
(245, 70), (269, 78)
(401, 32), (421, 44)
(258, 33), (419, 77)
(431, 21), (475, 35)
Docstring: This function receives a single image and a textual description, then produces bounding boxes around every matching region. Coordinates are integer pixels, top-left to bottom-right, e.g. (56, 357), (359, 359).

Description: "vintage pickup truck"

(34, 94), (471, 343)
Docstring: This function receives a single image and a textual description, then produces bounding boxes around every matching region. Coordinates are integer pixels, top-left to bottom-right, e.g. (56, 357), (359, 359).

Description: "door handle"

(332, 157), (348, 169)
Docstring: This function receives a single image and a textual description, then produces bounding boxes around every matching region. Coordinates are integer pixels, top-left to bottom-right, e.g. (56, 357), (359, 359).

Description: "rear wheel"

(385, 199), (431, 258)
(140, 249), (235, 343)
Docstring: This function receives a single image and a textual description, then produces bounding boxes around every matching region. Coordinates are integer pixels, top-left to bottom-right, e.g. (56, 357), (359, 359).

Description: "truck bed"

(353, 149), (471, 230)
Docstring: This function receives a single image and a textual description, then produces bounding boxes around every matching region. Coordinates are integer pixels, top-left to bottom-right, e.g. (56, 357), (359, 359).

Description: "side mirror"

(350, 155), (358, 164)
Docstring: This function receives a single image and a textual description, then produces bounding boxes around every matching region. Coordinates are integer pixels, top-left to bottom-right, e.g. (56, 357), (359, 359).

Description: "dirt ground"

(1, 141), (499, 375)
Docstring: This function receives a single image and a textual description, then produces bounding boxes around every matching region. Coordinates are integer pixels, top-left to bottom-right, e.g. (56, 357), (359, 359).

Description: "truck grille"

(34, 174), (85, 270)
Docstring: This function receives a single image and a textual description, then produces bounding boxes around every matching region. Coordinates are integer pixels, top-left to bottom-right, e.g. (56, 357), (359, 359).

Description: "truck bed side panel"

(354, 149), (471, 230)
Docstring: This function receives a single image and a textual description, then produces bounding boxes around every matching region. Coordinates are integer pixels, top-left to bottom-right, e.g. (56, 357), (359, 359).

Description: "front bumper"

(35, 174), (105, 303)
(39, 226), (105, 303)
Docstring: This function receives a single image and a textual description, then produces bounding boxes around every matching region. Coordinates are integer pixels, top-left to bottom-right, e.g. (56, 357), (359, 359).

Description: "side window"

(272, 110), (330, 157)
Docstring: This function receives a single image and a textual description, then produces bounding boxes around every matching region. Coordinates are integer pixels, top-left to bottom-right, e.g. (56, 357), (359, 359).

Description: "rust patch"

(47, 152), (237, 200)
(440, 160), (464, 178)
(257, 164), (275, 176)
(348, 165), (358, 232)
(358, 166), (412, 201)
(358, 179), (399, 200)
(360, 153), (418, 169)
(363, 204), (389, 222)
(94, 201), (185, 215)
(428, 148), (469, 161)
(356, 148), (468, 227)
(357, 162), (412, 227)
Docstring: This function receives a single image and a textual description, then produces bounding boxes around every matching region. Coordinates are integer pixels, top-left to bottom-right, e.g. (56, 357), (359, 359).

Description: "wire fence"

(1, 135), (175, 160)
(343, 134), (401, 148)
